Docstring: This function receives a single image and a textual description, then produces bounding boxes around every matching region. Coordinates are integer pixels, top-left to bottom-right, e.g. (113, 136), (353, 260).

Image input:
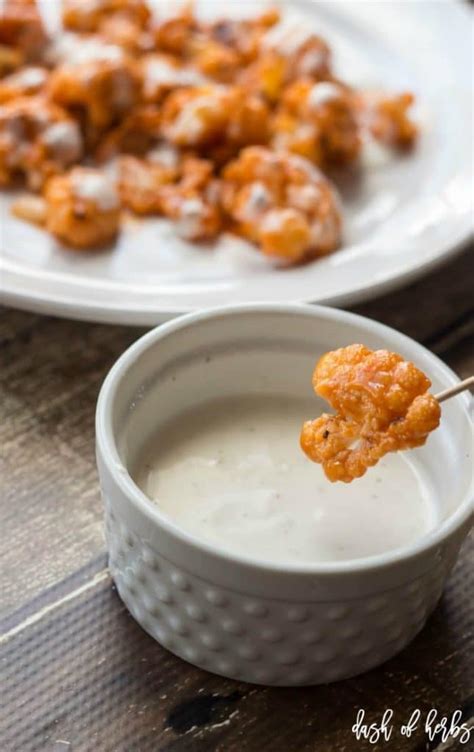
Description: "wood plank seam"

(0, 568), (110, 645)
(0, 552), (108, 634)
(426, 314), (474, 356)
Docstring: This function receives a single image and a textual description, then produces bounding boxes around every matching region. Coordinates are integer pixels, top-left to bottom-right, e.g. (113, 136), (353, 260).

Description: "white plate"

(0, 0), (472, 324)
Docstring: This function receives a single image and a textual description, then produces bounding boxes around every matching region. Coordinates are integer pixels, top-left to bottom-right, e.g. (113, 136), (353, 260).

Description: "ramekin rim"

(96, 303), (473, 576)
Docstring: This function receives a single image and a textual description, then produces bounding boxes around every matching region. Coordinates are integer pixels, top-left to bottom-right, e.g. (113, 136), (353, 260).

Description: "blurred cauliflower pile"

(0, 0), (417, 261)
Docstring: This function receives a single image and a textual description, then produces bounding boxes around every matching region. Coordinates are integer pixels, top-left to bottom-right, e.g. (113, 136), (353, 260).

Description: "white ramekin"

(96, 305), (473, 686)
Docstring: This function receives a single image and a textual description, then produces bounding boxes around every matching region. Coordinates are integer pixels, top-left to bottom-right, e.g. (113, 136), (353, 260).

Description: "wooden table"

(1, 248), (473, 752)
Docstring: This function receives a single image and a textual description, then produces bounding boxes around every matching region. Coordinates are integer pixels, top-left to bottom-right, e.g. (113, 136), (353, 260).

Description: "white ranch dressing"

(71, 170), (119, 211)
(298, 48), (327, 76)
(308, 82), (342, 109)
(238, 182), (272, 222)
(47, 33), (124, 65)
(8, 67), (48, 90)
(287, 183), (321, 212)
(176, 198), (206, 239)
(309, 214), (339, 247)
(137, 395), (438, 565)
(148, 143), (179, 169)
(41, 121), (82, 162)
(168, 91), (224, 143)
(263, 23), (314, 56)
(144, 58), (206, 90)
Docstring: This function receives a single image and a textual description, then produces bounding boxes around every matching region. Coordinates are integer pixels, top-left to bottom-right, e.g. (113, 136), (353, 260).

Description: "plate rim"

(1, 230), (472, 324)
(1, 0), (473, 325)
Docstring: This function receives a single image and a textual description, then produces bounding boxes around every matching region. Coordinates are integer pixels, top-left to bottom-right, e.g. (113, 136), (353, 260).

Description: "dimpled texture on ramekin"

(103, 496), (465, 686)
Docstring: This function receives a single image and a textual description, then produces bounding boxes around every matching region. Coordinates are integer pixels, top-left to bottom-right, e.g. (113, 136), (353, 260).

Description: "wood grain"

(0, 544), (472, 752)
(0, 313), (142, 616)
(0, 246), (473, 751)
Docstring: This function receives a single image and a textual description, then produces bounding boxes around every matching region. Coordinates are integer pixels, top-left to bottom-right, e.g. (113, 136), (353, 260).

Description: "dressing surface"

(137, 395), (438, 564)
